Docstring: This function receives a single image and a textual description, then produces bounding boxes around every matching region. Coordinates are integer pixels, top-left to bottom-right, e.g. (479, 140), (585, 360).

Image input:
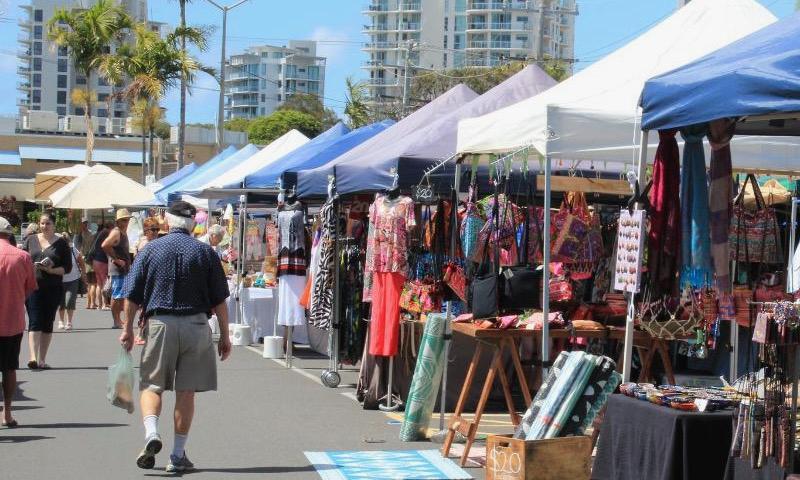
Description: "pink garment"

(369, 271), (405, 357)
(0, 238), (37, 337)
(93, 260), (109, 289)
(363, 194), (416, 302)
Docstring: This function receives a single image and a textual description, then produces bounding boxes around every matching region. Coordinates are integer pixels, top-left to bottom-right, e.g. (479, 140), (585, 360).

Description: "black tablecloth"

(593, 394), (733, 480)
(724, 457), (786, 480)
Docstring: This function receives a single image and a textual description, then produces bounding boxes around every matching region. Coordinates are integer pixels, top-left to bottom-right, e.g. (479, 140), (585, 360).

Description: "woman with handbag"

(57, 233), (84, 331)
(22, 212), (72, 369)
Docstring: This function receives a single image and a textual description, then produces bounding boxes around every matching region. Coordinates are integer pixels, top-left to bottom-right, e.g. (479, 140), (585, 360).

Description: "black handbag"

(468, 183), (502, 319)
(500, 177), (542, 311)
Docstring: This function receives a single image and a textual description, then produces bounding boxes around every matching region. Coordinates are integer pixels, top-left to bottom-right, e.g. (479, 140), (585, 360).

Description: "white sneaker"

(57, 321), (65, 330)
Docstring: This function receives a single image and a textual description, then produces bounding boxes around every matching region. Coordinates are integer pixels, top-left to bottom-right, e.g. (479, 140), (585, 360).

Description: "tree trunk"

(141, 123), (147, 183)
(84, 80), (94, 166)
(178, 0), (187, 169)
(148, 126), (154, 180)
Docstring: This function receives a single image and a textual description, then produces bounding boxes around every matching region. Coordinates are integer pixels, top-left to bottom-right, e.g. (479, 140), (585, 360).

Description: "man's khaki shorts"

(139, 313), (217, 393)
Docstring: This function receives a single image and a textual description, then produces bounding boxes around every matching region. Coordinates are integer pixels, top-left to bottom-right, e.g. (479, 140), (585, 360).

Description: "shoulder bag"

(500, 176), (543, 311)
(468, 184), (502, 319)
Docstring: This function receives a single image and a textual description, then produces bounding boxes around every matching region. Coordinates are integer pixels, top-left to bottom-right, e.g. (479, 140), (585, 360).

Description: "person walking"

(74, 218), (98, 309)
(22, 212), (72, 370)
(132, 218), (159, 345)
(57, 233), (85, 331)
(91, 223), (112, 310)
(0, 217), (37, 427)
(102, 210), (132, 329)
(120, 201), (231, 472)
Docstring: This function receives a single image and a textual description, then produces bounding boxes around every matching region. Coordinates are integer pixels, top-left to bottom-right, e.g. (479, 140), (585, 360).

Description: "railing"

(400, 2), (421, 10)
(284, 73), (320, 81)
(17, 33), (31, 42)
(398, 22), (420, 31)
(362, 60), (384, 66)
(468, 1), (534, 9)
(226, 84), (259, 93)
(465, 57), (505, 67)
(226, 71), (256, 80)
(363, 42), (399, 49)
(362, 3), (389, 12)
(468, 22), (513, 30)
(468, 41), (512, 49)
(363, 24), (390, 31)
(365, 78), (395, 85)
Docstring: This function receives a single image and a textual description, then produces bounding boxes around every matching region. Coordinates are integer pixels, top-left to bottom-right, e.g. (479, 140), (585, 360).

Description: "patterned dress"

(309, 200), (336, 329)
(277, 206), (307, 277)
(362, 194), (416, 302)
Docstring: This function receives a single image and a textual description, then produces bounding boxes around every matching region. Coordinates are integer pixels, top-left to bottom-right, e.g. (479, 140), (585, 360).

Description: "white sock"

(172, 433), (188, 458)
(143, 415), (158, 439)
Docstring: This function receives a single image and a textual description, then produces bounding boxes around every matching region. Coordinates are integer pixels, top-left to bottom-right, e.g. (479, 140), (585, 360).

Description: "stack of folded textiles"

(515, 350), (621, 441)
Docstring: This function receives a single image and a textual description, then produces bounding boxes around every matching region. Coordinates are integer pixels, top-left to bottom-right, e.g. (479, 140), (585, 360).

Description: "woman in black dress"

(22, 212), (72, 369)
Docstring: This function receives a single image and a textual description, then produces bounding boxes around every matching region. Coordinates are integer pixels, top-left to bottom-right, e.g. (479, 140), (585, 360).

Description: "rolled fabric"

(561, 356), (617, 436)
(526, 351), (586, 440)
(399, 313), (447, 441)
(542, 353), (598, 439)
(513, 351), (570, 439)
(578, 371), (622, 435)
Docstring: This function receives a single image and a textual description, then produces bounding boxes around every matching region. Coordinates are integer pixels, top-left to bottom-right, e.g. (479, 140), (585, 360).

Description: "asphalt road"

(1, 298), (488, 480)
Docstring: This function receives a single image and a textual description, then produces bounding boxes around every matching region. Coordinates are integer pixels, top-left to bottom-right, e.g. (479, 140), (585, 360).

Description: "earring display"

(614, 209), (646, 293)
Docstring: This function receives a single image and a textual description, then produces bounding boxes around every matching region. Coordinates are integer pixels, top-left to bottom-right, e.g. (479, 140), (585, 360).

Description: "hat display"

(115, 208), (132, 221)
(0, 217), (12, 235)
(168, 201), (197, 219)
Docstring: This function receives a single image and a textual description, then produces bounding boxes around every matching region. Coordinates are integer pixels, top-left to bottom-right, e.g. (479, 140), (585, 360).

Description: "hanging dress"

(277, 205), (307, 327)
(309, 200), (336, 329)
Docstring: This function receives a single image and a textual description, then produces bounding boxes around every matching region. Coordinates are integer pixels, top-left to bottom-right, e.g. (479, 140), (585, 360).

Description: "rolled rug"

(399, 313), (447, 442)
(542, 353), (599, 439)
(561, 356), (617, 437)
(514, 351), (570, 439)
(526, 351), (587, 440)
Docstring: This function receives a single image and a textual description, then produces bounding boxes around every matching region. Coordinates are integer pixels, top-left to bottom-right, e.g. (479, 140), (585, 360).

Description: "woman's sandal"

(27, 360), (38, 370)
(38, 363), (50, 370)
(2, 420), (18, 428)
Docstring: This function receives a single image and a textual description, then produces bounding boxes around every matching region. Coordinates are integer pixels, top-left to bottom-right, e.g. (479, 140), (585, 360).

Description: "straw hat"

(115, 208), (132, 221)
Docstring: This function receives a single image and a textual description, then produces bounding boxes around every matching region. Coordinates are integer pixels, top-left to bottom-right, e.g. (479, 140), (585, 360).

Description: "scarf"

(648, 130), (681, 296)
(680, 125), (713, 288)
(708, 119), (735, 293)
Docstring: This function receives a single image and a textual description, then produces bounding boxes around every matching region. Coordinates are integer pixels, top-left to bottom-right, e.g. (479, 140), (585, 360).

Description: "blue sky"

(0, 0), (795, 124)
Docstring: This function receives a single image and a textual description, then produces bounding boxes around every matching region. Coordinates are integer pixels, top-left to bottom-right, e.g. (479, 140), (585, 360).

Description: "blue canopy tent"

(636, 12), (800, 383)
(161, 144), (258, 204)
(332, 65), (556, 195)
(641, 12), (800, 135)
(297, 84), (479, 197)
(251, 120), (395, 191)
(150, 163), (197, 194)
(243, 122), (350, 189)
(155, 145), (239, 203)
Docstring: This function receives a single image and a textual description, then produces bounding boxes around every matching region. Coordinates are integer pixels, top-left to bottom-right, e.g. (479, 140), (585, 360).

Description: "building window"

(58, 46), (68, 57)
(97, 77), (110, 86)
(261, 94), (265, 102)
(31, 104), (40, 111)
(57, 59), (67, 73)
(75, 107), (85, 116)
(114, 110), (124, 118)
(97, 93), (109, 102)
(260, 107), (265, 115)
(33, 42), (42, 55)
(57, 106), (66, 116)
(271, 52), (282, 59)
(33, 58), (42, 71)
(76, 76), (86, 85)
(57, 75), (67, 88)
(32, 90), (41, 103)
(33, 73), (41, 88)
(34, 9), (43, 22)
(97, 108), (108, 118)
(444, 35), (448, 48)
(34, 25), (42, 40)
(98, 124), (106, 134)
(57, 91), (67, 104)
(517, 16), (528, 22)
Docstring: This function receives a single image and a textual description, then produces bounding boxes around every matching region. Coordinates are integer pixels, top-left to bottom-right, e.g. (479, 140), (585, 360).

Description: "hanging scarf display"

(648, 130), (681, 295)
(708, 119), (735, 294)
(679, 125), (713, 288)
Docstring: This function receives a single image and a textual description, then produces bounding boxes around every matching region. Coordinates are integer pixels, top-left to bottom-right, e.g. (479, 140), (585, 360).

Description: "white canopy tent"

(49, 164), (156, 209)
(34, 164), (91, 200)
(192, 129), (309, 193)
(456, 0), (785, 170)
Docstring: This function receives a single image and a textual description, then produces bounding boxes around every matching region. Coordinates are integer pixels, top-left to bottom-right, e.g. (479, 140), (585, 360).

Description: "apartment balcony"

(18, 48), (31, 58)
(362, 3), (389, 13)
(467, 1), (534, 11)
(17, 66), (31, 75)
(464, 57), (506, 67)
(397, 22), (420, 31)
(18, 18), (32, 29)
(362, 41), (400, 51)
(284, 73), (321, 81)
(466, 21), (531, 32)
(225, 71), (257, 81)
(17, 81), (31, 91)
(363, 24), (391, 33)
(17, 98), (31, 107)
(365, 78), (396, 86)
(466, 40), (512, 49)
(225, 84), (260, 94)
(17, 33), (32, 44)
(399, 2), (422, 11)
(227, 99), (260, 108)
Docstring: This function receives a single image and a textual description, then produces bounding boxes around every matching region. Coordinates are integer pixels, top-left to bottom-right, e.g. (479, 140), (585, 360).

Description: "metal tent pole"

(542, 155), (552, 372)
(622, 130), (649, 382)
(321, 174), (342, 388)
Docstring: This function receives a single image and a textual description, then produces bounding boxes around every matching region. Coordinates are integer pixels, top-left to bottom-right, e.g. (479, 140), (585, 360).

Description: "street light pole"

(206, 0), (250, 152)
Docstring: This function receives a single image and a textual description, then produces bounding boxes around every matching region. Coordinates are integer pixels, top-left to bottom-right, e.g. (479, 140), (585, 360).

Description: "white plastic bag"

(107, 348), (135, 414)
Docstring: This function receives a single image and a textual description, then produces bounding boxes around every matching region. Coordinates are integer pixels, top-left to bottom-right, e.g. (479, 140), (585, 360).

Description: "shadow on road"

(144, 465), (324, 476)
(0, 435), (54, 443)
(45, 366), (110, 371)
(21, 422), (127, 429)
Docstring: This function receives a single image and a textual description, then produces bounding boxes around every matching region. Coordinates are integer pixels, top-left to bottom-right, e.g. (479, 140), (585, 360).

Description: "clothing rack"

(321, 175), (342, 388)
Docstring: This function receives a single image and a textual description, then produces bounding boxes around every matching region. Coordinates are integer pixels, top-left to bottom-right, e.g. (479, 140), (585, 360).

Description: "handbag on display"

(549, 275), (574, 303)
(468, 185), (502, 319)
(443, 262), (467, 302)
(551, 192), (604, 274)
(730, 174), (781, 264)
(500, 177), (543, 311)
(460, 184), (485, 260)
(399, 280), (442, 315)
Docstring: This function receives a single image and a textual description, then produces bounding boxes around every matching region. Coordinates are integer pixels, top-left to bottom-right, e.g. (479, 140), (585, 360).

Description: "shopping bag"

(106, 348), (135, 414)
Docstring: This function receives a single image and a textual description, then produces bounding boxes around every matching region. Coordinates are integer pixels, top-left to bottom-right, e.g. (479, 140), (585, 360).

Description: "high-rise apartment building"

(17, 1), (167, 133)
(362, 0), (577, 102)
(224, 41), (326, 120)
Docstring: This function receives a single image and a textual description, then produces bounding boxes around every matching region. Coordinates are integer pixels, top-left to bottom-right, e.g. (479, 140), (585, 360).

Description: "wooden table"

(441, 322), (676, 466)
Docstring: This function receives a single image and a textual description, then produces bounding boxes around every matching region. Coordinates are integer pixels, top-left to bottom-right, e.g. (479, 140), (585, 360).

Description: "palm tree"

(48, 0), (132, 165)
(99, 23), (212, 178)
(344, 77), (370, 129)
(131, 99), (162, 182)
(176, 0), (192, 169)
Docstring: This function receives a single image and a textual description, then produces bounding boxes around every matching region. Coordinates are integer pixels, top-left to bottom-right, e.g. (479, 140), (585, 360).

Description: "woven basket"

(638, 296), (702, 340)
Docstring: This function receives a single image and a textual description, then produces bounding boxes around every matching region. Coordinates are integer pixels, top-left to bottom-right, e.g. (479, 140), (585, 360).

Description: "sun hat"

(168, 201), (197, 219)
(115, 208), (132, 221)
(0, 217), (12, 235)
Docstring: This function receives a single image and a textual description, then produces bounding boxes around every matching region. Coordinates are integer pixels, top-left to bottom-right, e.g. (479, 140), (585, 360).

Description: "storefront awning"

(18, 145), (146, 164)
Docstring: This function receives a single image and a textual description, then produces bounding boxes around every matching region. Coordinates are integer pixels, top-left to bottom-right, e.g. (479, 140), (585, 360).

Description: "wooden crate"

(485, 434), (592, 480)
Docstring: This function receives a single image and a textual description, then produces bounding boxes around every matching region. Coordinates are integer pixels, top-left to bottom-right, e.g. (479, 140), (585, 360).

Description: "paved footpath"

(1, 299), (487, 479)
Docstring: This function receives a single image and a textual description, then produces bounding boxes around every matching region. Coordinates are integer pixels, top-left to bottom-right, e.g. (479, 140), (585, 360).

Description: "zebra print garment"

(309, 201), (335, 329)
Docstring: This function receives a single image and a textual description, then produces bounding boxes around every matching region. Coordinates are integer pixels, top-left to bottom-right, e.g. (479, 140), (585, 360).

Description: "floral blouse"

(363, 194), (416, 302)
